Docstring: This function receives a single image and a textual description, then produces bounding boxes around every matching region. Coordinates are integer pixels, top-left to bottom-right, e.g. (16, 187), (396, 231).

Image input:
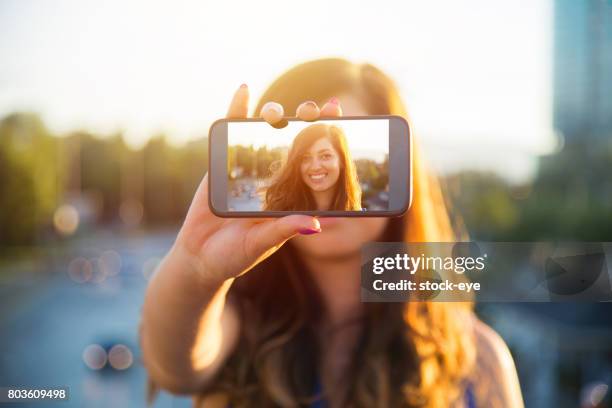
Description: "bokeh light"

(82, 344), (107, 370)
(67, 257), (94, 283)
(108, 344), (133, 371)
(90, 257), (108, 284)
(53, 204), (80, 236)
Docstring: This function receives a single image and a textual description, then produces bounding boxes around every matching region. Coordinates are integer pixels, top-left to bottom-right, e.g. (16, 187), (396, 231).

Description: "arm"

(139, 87), (342, 396)
(139, 176), (321, 395)
(140, 245), (240, 395)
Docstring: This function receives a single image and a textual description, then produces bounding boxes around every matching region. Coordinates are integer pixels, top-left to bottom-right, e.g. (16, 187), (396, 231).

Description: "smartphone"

(208, 115), (412, 217)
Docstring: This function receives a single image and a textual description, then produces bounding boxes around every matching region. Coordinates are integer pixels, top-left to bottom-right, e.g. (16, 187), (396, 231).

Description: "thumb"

(247, 215), (321, 256)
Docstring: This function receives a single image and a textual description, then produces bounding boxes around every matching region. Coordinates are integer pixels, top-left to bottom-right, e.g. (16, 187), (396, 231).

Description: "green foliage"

(0, 113), (62, 244)
(443, 142), (612, 241)
(228, 145), (284, 179)
(443, 171), (519, 240)
(355, 157), (389, 194)
(71, 132), (125, 221)
(0, 113), (210, 245)
(255, 146), (282, 178)
(511, 143), (612, 240)
(2, 112), (610, 245)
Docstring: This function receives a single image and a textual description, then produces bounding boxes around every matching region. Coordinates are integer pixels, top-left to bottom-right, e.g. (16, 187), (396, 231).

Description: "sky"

(0, 0), (555, 182)
(228, 119), (389, 162)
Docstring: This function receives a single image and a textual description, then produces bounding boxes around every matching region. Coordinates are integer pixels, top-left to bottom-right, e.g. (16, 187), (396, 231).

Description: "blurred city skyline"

(0, 0), (554, 182)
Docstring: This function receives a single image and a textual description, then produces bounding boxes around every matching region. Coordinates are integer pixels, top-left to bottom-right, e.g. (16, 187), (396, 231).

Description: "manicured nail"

(329, 97), (339, 105)
(299, 228), (321, 235)
(268, 104), (282, 115)
(240, 83), (248, 89)
(304, 101), (317, 108)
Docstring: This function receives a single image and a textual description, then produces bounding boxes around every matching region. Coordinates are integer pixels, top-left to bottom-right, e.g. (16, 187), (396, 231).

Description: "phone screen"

(209, 116), (411, 217)
(209, 116), (412, 217)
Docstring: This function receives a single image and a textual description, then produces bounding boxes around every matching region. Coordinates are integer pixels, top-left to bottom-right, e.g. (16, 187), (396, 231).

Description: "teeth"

(310, 174), (326, 180)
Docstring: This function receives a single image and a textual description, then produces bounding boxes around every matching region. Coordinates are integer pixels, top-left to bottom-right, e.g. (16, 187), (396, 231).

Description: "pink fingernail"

(304, 101), (317, 108)
(240, 83), (248, 89)
(329, 97), (339, 105)
(299, 228), (321, 235)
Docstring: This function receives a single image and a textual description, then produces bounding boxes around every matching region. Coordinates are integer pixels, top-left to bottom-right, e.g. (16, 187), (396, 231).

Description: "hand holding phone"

(171, 86), (344, 285)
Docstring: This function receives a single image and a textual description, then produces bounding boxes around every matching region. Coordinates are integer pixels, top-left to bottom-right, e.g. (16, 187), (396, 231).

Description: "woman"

(140, 58), (524, 407)
(264, 123), (362, 211)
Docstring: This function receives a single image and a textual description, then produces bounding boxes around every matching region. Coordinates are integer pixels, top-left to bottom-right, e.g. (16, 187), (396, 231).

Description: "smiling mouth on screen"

(309, 172), (327, 184)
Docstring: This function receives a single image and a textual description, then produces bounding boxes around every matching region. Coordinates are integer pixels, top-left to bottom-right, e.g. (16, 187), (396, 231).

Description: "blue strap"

(310, 378), (326, 408)
(465, 382), (477, 408)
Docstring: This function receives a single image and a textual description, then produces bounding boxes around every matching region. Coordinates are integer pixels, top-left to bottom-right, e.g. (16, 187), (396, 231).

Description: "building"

(553, 0), (612, 146)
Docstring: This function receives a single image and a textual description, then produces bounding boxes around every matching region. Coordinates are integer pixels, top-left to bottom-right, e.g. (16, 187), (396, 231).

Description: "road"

(2, 230), (612, 407)
(0, 230), (192, 408)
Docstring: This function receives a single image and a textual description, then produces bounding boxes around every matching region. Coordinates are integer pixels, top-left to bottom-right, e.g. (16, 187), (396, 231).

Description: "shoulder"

(469, 317), (524, 408)
(472, 318), (518, 377)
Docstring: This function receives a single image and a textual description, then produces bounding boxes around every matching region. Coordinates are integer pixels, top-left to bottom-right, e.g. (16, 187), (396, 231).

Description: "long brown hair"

(264, 123), (362, 211)
(197, 59), (475, 407)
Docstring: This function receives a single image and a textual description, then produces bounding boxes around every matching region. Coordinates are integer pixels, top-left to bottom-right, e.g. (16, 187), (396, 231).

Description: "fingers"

(189, 173), (211, 214)
(296, 101), (320, 121)
(246, 215), (321, 256)
(260, 102), (285, 125)
(320, 97), (342, 117)
(226, 84), (249, 119)
(261, 97), (342, 130)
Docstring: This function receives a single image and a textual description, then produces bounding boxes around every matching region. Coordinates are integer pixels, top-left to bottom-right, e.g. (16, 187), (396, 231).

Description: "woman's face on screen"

(300, 137), (341, 193)
(291, 95), (390, 259)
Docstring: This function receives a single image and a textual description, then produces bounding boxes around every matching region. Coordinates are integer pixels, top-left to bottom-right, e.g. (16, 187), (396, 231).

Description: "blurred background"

(1, 0), (611, 407)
